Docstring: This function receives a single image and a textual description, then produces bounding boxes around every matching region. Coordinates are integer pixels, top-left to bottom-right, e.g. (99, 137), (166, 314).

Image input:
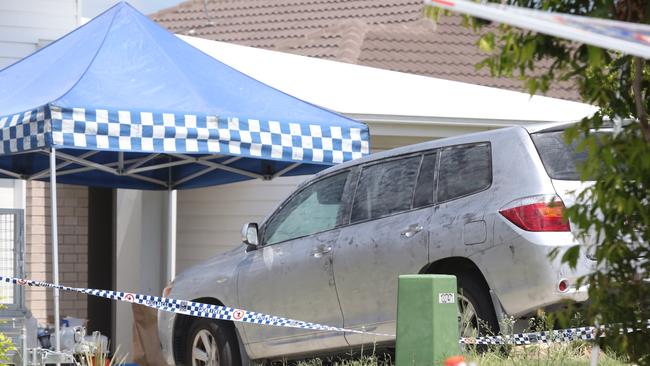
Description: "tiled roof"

(151, 0), (579, 101)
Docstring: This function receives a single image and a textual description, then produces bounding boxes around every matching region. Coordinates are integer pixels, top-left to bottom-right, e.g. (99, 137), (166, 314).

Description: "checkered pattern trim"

(459, 327), (598, 345)
(460, 320), (650, 345)
(0, 105), (370, 164)
(0, 276), (392, 337)
(0, 106), (50, 154)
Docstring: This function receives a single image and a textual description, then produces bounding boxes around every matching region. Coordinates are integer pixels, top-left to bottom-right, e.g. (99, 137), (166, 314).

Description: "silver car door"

(334, 153), (432, 346)
(236, 171), (350, 359)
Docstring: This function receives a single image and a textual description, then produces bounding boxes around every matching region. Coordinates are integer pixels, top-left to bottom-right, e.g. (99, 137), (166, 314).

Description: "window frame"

(436, 142), (493, 205)
(259, 169), (353, 246)
(347, 152), (425, 225)
(412, 151), (440, 210)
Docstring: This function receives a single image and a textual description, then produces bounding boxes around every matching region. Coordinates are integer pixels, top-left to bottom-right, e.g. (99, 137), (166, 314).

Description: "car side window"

(263, 172), (350, 245)
(437, 143), (491, 203)
(351, 156), (421, 223)
(413, 152), (438, 208)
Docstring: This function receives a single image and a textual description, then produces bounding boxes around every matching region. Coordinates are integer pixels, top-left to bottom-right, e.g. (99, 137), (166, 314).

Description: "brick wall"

(25, 181), (88, 324)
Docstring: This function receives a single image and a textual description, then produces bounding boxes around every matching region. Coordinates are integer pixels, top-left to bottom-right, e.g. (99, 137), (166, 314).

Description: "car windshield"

(530, 130), (610, 181)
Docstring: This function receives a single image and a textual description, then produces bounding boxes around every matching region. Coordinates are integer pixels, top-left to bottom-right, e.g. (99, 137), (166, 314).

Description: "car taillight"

(499, 195), (570, 232)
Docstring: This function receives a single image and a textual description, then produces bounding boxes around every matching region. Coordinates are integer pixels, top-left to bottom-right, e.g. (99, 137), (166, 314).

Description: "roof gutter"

(344, 112), (576, 138)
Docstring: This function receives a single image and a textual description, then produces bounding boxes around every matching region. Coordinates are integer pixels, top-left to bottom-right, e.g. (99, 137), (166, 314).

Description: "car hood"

(169, 246), (245, 302)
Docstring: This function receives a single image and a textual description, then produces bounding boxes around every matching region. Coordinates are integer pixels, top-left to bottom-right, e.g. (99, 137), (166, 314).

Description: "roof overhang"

(180, 35), (598, 133)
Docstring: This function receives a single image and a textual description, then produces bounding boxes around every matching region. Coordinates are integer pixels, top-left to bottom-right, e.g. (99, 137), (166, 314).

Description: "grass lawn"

(291, 342), (628, 366)
(463, 342), (627, 365)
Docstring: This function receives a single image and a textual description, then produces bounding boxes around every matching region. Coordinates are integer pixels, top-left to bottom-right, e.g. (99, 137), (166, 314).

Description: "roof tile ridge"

(334, 19), (369, 64)
(272, 20), (368, 63)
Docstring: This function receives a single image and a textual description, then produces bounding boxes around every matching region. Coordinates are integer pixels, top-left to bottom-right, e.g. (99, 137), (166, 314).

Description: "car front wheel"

(185, 319), (241, 366)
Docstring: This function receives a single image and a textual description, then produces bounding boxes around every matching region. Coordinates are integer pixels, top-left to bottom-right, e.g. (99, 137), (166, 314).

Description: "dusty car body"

(158, 122), (596, 365)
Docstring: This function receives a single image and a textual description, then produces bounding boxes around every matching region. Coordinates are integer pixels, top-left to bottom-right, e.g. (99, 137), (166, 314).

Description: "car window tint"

(351, 156), (421, 223)
(531, 131), (608, 180)
(264, 172), (349, 245)
(413, 152), (437, 208)
(438, 144), (491, 202)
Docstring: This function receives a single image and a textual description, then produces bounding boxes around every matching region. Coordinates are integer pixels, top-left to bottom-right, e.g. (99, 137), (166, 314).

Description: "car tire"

(184, 318), (241, 366)
(456, 273), (499, 340)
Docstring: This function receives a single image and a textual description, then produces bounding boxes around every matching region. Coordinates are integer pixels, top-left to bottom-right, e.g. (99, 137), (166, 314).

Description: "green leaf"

(587, 45), (604, 68)
(561, 245), (581, 269)
(525, 77), (539, 95)
(478, 33), (495, 53)
(520, 40), (536, 62)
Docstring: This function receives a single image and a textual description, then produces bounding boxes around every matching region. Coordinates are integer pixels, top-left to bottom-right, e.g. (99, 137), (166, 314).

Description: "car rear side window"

(413, 152), (437, 208)
(531, 131), (607, 180)
(437, 143), (491, 203)
(351, 156), (421, 223)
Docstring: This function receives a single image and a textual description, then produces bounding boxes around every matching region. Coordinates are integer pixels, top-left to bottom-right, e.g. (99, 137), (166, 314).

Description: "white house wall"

(115, 189), (167, 361)
(0, 0), (79, 69)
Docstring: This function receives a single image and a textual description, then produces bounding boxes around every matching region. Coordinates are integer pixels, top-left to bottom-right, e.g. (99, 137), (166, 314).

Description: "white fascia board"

(180, 35), (598, 124)
(351, 113), (556, 138)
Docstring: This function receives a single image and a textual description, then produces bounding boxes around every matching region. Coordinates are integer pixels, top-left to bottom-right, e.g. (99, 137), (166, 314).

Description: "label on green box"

(438, 293), (455, 304)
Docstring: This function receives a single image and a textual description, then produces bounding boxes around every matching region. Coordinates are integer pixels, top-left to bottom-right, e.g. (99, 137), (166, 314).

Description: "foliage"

(285, 315), (627, 365)
(0, 303), (15, 364)
(464, 342), (626, 366)
(426, 0), (650, 363)
(0, 331), (15, 364)
(289, 344), (626, 366)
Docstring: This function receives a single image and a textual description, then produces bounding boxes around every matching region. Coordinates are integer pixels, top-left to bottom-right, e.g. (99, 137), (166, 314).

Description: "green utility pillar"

(395, 275), (459, 366)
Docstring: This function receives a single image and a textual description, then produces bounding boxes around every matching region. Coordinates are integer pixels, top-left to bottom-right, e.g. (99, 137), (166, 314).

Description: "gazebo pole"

(49, 148), (61, 352)
(166, 189), (177, 283)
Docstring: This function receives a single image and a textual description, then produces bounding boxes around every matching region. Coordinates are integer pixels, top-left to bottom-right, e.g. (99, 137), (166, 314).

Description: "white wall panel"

(0, 0), (76, 15)
(0, 25), (71, 44)
(115, 190), (166, 362)
(0, 0), (78, 69)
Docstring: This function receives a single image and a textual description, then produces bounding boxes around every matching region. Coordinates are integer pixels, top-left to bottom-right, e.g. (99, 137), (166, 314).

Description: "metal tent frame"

(34, 147), (304, 351)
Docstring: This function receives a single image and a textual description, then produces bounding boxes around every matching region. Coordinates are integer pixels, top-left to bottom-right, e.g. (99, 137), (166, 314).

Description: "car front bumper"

(157, 309), (176, 366)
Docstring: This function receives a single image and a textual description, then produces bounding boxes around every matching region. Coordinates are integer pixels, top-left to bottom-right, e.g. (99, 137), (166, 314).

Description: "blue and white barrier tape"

(460, 320), (650, 345)
(0, 276), (394, 337)
(3, 275), (648, 346)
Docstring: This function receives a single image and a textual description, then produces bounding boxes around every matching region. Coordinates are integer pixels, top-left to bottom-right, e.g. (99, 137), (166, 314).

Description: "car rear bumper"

(475, 226), (594, 318)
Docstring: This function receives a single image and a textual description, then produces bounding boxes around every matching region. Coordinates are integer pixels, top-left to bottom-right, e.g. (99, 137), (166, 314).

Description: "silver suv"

(158, 122), (597, 366)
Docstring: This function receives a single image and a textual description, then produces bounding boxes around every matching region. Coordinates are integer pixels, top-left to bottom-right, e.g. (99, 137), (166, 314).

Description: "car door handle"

(311, 246), (332, 258)
(401, 224), (423, 239)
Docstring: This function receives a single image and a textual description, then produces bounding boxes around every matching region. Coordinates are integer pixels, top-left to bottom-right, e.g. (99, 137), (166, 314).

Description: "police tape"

(0, 276), (394, 337)
(459, 320), (650, 346)
(4, 275), (648, 346)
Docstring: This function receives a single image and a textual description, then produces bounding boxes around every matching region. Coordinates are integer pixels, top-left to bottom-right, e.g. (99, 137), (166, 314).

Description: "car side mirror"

(241, 223), (259, 252)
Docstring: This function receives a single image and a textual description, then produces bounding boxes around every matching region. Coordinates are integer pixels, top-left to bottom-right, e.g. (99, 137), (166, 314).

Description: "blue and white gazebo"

(0, 2), (369, 349)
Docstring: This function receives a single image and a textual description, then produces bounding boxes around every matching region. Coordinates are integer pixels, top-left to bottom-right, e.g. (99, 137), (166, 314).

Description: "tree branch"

(632, 57), (650, 142)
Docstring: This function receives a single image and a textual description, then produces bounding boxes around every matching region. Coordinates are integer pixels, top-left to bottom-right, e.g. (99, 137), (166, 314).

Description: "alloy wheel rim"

(192, 329), (219, 366)
(457, 293), (479, 339)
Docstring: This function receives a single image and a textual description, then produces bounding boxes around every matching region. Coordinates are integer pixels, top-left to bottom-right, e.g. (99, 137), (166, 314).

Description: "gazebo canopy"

(0, 2), (369, 189)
